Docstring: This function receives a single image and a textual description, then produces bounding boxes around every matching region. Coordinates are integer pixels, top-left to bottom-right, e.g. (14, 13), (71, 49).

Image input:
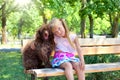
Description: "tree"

(0, 0), (17, 44)
(107, 0), (120, 37)
(79, 0), (87, 38)
(91, 0), (120, 37)
(7, 2), (42, 39)
(87, 0), (94, 38)
(33, 0), (51, 24)
(1, 1), (7, 44)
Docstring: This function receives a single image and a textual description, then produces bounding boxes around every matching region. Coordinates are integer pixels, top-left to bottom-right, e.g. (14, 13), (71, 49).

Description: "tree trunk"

(18, 18), (23, 39)
(42, 7), (47, 24)
(88, 14), (93, 38)
(80, 17), (86, 38)
(43, 13), (47, 24)
(108, 13), (113, 28)
(80, 0), (86, 38)
(112, 14), (119, 38)
(1, 2), (7, 44)
(109, 13), (119, 38)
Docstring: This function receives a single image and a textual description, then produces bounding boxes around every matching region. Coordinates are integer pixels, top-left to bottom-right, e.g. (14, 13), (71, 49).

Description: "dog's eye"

(39, 31), (41, 35)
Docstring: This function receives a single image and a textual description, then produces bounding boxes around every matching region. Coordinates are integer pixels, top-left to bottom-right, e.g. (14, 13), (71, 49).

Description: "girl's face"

(52, 20), (65, 37)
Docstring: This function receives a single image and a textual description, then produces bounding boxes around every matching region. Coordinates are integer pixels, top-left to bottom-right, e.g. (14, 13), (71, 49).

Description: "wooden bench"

(22, 38), (120, 80)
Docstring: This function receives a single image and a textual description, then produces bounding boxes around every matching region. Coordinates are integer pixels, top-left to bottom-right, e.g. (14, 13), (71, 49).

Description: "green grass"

(0, 51), (67, 80)
(0, 51), (29, 80)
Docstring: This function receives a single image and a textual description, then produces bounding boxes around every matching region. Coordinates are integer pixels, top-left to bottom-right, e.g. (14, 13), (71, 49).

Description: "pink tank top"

(54, 33), (77, 53)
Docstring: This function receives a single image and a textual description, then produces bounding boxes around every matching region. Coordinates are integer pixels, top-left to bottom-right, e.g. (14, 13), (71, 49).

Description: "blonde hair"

(49, 18), (75, 49)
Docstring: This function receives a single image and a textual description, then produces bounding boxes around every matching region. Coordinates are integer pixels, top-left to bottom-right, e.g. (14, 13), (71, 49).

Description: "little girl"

(49, 18), (85, 80)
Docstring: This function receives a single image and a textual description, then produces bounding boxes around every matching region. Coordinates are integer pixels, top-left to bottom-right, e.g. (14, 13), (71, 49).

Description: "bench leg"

(31, 74), (36, 80)
(43, 77), (49, 80)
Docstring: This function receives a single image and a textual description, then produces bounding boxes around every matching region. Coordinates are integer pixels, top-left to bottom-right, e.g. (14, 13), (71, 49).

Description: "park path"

(0, 48), (20, 52)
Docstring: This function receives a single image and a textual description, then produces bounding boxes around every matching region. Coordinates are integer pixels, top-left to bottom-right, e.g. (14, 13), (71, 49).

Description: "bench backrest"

(79, 38), (120, 55)
(21, 38), (120, 56)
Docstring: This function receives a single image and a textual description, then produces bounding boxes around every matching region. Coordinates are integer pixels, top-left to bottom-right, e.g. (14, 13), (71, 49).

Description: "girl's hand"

(74, 37), (85, 71)
(79, 61), (85, 71)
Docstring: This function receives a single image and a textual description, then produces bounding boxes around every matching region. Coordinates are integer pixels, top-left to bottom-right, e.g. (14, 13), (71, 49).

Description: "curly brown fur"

(22, 24), (55, 70)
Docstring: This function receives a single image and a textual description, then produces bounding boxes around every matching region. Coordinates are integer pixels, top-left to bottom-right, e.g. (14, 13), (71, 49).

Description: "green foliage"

(85, 54), (120, 64)
(7, 2), (43, 39)
(1, 0), (120, 40)
(85, 54), (120, 80)
(93, 17), (111, 35)
(87, 0), (120, 18)
(86, 71), (120, 80)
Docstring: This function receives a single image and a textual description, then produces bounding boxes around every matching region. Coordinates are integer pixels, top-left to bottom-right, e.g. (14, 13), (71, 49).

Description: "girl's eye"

(58, 27), (61, 30)
(53, 26), (61, 34)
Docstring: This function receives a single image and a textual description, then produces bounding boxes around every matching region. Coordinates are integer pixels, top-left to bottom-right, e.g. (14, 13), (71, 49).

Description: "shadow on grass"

(0, 51), (31, 80)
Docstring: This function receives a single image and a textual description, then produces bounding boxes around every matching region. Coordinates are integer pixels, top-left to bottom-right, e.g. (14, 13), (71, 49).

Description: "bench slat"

(51, 46), (120, 56)
(86, 62), (120, 73)
(81, 46), (120, 55)
(79, 38), (120, 46)
(26, 62), (120, 77)
(22, 38), (120, 47)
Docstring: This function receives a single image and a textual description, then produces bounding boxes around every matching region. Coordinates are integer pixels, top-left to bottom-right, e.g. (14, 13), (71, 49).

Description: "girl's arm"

(74, 37), (85, 70)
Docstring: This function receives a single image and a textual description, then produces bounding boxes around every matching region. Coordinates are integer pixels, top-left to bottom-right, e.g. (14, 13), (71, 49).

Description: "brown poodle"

(22, 24), (55, 70)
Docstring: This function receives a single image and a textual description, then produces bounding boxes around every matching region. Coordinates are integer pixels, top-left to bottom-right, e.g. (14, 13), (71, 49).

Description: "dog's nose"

(44, 31), (49, 40)
(44, 31), (48, 36)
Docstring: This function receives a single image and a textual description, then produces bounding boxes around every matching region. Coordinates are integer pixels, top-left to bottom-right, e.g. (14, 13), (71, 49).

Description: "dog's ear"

(30, 41), (35, 50)
(35, 27), (42, 40)
(38, 29), (42, 36)
(37, 24), (47, 35)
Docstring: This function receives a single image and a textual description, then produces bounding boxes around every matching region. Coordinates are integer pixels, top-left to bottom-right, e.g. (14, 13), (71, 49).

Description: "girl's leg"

(60, 62), (74, 80)
(71, 62), (85, 80)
